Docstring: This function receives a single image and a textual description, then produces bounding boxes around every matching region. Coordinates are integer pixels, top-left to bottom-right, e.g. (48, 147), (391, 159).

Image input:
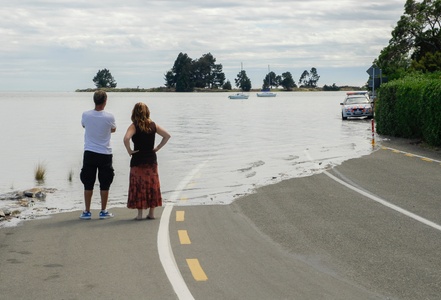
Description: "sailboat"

(256, 90), (277, 97)
(228, 63), (249, 100)
(228, 93), (249, 99)
(257, 65), (277, 97)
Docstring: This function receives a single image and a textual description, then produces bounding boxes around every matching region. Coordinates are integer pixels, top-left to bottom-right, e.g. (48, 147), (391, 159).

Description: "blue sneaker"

(99, 210), (114, 219)
(80, 211), (91, 220)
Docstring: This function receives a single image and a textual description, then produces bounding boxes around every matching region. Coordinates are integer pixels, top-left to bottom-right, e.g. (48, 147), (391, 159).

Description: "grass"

(34, 162), (46, 182)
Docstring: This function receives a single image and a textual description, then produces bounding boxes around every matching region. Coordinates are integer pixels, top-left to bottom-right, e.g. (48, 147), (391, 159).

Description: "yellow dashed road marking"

(178, 230), (191, 245)
(383, 146), (441, 164)
(176, 211), (185, 222)
(186, 259), (208, 281)
(180, 197), (188, 202)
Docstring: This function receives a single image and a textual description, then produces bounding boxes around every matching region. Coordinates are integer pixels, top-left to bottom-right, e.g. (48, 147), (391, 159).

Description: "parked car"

(340, 92), (373, 120)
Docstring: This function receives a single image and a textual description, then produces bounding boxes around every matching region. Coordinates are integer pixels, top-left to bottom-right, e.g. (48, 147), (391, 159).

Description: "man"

(79, 90), (116, 219)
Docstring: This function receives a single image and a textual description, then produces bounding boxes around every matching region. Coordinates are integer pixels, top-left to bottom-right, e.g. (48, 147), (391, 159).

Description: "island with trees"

(76, 61), (348, 93)
(77, 53), (352, 93)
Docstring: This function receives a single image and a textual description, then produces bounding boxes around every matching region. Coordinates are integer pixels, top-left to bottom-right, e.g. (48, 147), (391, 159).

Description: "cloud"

(0, 0), (406, 90)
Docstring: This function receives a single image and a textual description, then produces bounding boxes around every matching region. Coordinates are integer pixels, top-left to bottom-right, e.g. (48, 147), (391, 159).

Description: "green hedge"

(376, 76), (441, 146)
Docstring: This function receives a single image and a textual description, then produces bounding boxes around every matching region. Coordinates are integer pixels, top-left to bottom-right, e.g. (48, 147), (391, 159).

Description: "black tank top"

(130, 122), (157, 167)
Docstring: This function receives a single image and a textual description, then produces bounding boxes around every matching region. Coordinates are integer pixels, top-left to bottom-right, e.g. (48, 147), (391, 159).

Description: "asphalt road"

(1, 137), (441, 299)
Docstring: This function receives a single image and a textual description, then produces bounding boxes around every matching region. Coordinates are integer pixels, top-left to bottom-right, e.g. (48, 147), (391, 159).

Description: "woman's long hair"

(131, 102), (152, 133)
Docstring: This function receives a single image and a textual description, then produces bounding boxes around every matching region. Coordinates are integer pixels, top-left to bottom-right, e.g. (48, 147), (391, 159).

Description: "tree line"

(163, 52), (321, 92)
(92, 54), (322, 91)
(374, 0), (441, 82)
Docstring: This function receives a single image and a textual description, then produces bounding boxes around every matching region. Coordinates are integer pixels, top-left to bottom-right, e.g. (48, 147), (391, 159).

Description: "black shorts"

(80, 151), (114, 190)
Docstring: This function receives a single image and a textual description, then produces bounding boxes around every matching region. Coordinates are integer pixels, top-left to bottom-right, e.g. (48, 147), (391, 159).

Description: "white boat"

(258, 65), (277, 97)
(229, 63), (249, 99)
(229, 93), (249, 99)
(256, 91), (276, 97)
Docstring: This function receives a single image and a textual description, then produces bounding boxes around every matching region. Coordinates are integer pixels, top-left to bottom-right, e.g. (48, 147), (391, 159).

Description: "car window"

(345, 97), (369, 104)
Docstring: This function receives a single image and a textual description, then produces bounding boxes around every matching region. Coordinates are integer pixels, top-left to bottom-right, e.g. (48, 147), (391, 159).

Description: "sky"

(0, 0), (406, 91)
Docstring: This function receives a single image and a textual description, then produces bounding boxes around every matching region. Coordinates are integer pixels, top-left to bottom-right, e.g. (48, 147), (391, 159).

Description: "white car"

(340, 92), (373, 120)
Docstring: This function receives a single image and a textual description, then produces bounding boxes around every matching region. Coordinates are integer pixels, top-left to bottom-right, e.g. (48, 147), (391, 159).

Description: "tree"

(262, 71), (281, 89)
(212, 64), (226, 89)
(280, 72), (296, 91)
(223, 80), (232, 90)
(298, 68), (320, 87)
(309, 67), (320, 87)
(93, 69), (117, 88)
(403, 0), (441, 61)
(375, 0), (441, 78)
(298, 70), (309, 87)
(322, 83), (340, 91)
(192, 53), (225, 89)
(164, 70), (175, 88)
(375, 44), (410, 81)
(192, 53), (213, 88)
(172, 52), (194, 92)
(164, 52), (226, 91)
(411, 51), (441, 72)
(234, 70), (252, 91)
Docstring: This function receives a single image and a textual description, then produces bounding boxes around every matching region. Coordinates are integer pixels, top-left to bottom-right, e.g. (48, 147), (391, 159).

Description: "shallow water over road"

(0, 91), (377, 222)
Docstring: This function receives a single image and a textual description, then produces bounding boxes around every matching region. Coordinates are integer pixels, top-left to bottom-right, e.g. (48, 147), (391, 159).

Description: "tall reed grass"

(34, 162), (46, 182)
(68, 169), (73, 182)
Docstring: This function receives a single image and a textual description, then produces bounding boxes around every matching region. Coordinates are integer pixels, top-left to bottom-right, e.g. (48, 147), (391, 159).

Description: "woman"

(123, 102), (171, 220)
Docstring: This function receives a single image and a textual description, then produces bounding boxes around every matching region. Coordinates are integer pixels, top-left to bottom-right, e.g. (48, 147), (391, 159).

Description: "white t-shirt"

(81, 110), (116, 155)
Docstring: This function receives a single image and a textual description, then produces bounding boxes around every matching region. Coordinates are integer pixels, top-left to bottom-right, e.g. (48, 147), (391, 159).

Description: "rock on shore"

(0, 188), (56, 222)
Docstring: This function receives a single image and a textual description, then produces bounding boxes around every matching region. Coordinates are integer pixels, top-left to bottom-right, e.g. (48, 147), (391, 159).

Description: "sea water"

(0, 91), (376, 224)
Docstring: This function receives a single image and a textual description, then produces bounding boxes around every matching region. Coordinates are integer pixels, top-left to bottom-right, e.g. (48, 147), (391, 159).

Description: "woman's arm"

(154, 124), (171, 152)
(123, 124), (138, 156)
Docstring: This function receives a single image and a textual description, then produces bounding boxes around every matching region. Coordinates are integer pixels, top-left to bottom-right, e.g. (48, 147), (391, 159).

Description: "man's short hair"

(94, 90), (107, 105)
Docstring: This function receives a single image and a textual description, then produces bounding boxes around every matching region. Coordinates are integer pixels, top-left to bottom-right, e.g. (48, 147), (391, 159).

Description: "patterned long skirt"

(127, 164), (162, 209)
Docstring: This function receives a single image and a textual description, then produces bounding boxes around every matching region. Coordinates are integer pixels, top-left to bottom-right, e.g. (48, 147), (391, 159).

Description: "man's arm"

(110, 115), (116, 133)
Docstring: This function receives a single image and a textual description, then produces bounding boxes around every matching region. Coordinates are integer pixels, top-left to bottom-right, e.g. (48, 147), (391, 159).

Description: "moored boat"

(228, 93), (249, 99)
(258, 65), (277, 97)
(256, 91), (276, 97)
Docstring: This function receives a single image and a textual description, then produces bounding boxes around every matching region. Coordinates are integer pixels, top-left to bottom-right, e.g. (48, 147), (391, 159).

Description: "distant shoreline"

(75, 86), (364, 93)
(75, 87), (173, 92)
